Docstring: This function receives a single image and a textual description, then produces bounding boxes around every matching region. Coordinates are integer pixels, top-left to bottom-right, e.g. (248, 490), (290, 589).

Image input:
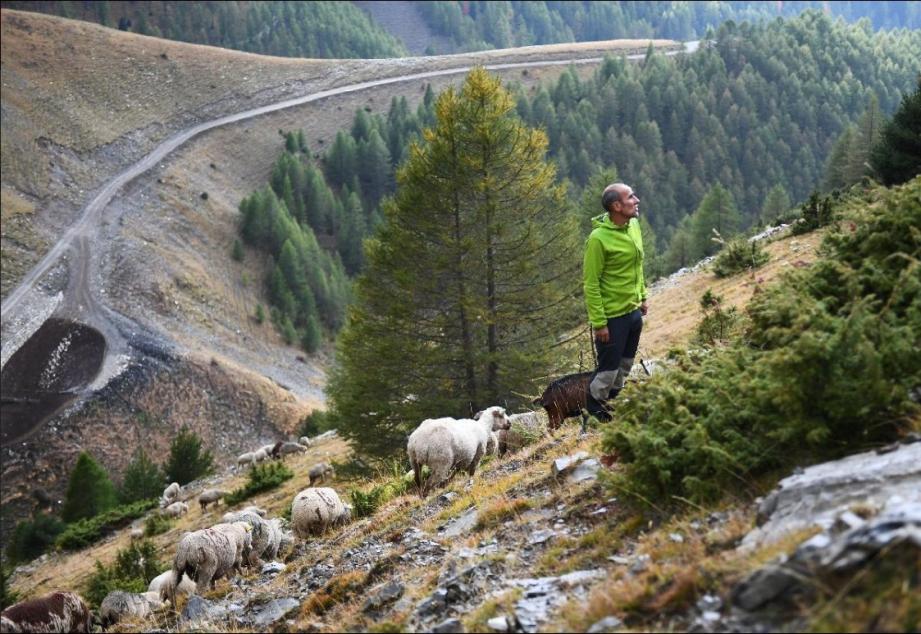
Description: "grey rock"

(696, 594), (723, 612)
(181, 595), (226, 623)
(440, 507), (479, 538)
(606, 555), (630, 565)
(587, 616), (623, 632)
(439, 491), (459, 504)
(742, 443), (921, 549)
(487, 616), (511, 631)
(261, 561), (286, 575)
(528, 529), (556, 546)
(731, 564), (801, 610)
(552, 451), (590, 477)
(669, 532), (684, 543)
(432, 618), (465, 633)
(363, 581), (405, 612)
(629, 554), (651, 574)
(248, 597), (300, 628)
(566, 458), (601, 484)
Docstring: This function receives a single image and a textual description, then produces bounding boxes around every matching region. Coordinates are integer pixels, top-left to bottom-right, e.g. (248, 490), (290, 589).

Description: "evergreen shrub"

(349, 462), (410, 518)
(711, 238), (770, 278)
(119, 448), (164, 504)
(143, 513), (174, 537)
(61, 452), (118, 523)
(1, 567), (18, 610)
(163, 426), (214, 485)
(224, 462), (293, 507)
(5, 514), (65, 564)
(603, 180), (921, 506)
(84, 540), (162, 608)
(55, 499), (158, 551)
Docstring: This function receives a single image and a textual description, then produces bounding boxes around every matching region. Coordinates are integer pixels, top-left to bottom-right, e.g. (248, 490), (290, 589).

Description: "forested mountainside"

(7, 0), (920, 58)
(2, 1), (408, 58)
(224, 11), (918, 356)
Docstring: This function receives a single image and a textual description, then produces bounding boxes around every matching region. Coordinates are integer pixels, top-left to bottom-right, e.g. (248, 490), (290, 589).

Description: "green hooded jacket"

(583, 213), (647, 327)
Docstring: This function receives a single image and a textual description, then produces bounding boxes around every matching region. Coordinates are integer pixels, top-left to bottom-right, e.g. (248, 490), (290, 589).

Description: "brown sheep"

(532, 371), (592, 430)
(1, 591), (93, 633)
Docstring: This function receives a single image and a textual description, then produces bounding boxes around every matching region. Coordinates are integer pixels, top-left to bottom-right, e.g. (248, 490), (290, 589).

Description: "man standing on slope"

(583, 182), (647, 422)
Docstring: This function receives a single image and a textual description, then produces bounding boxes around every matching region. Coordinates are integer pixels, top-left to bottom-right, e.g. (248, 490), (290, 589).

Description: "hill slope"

(0, 8), (678, 544)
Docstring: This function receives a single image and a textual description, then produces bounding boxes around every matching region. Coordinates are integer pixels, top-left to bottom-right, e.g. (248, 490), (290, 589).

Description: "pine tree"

(163, 426), (214, 486)
(61, 452), (117, 523)
(761, 184), (792, 223)
(871, 79), (921, 185)
(119, 448), (164, 504)
(328, 68), (581, 460)
(690, 184), (741, 260)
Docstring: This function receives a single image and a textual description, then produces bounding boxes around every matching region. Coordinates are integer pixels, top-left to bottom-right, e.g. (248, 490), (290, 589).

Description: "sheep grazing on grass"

(148, 570), (196, 602)
(298, 436), (313, 447)
(211, 521), (253, 573)
(532, 372), (592, 430)
(407, 406), (511, 496)
(159, 482), (181, 508)
(162, 501), (189, 518)
(169, 528), (237, 599)
(221, 510), (271, 566)
(237, 452), (256, 466)
(271, 441), (308, 460)
(495, 411), (546, 456)
(129, 526), (145, 541)
(0, 591), (93, 633)
(261, 518), (292, 561)
(291, 488), (350, 538)
(198, 489), (228, 511)
(308, 462), (334, 486)
(98, 591), (162, 628)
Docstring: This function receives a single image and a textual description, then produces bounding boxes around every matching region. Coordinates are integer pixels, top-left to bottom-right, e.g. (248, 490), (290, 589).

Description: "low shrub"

(84, 540), (162, 609)
(711, 237), (770, 278)
(603, 180), (921, 506)
(349, 461), (410, 519)
(1, 567), (19, 610)
(694, 290), (742, 346)
(55, 499), (158, 551)
(143, 512), (174, 537)
(792, 191), (839, 235)
(224, 462), (293, 507)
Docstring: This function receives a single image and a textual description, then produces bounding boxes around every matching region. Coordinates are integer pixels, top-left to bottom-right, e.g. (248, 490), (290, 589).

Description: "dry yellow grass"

(641, 230), (825, 359)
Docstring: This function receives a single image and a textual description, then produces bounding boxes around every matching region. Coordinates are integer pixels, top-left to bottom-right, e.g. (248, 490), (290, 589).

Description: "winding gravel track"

(1, 42), (697, 356)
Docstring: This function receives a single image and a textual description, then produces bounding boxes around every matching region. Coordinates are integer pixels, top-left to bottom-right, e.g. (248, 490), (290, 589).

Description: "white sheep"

(261, 518), (292, 561)
(407, 406), (511, 495)
(308, 462), (334, 486)
(299, 436), (313, 447)
(169, 527), (237, 599)
(290, 488), (351, 538)
(129, 526), (145, 541)
(98, 590), (162, 628)
(198, 488), (228, 511)
(148, 570), (196, 602)
(162, 501), (189, 518)
(253, 447), (270, 463)
(237, 452), (256, 466)
(159, 482), (180, 508)
(221, 510), (271, 566)
(211, 521), (253, 573)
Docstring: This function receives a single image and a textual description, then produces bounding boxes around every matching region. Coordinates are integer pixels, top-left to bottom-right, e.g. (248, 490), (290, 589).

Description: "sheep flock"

(3, 400), (566, 631)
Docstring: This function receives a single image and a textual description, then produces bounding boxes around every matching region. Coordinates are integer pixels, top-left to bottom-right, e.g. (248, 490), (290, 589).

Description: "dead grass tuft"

(301, 570), (366, 617)
(475, 496), (532, 530)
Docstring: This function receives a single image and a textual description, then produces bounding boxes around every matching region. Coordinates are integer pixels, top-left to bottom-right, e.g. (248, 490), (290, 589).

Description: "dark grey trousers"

(586, 308), (643, 419)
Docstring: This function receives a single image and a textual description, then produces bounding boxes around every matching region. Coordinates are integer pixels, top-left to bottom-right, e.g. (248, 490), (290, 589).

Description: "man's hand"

(640, 301), (649, 316)
(594, 325), (609, 343)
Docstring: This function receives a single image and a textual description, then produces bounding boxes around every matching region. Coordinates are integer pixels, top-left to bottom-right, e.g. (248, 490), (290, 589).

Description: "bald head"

(601, 183), (630, 213)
